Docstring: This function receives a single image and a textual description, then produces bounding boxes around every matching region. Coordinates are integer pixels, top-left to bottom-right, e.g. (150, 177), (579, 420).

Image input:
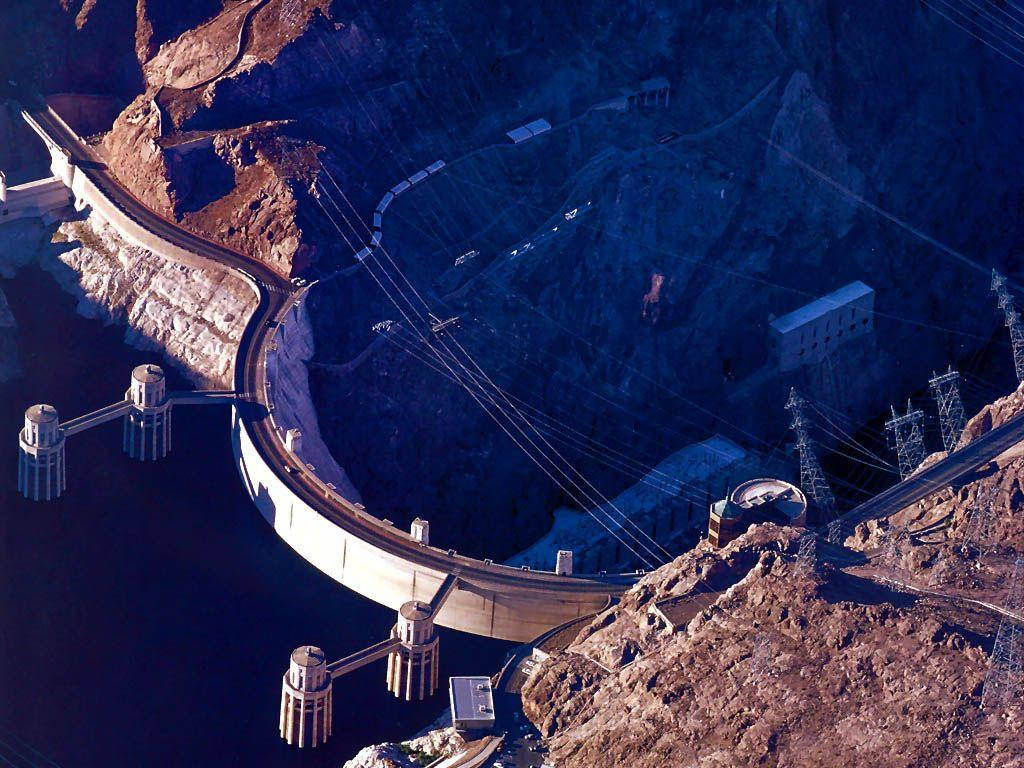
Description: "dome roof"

(25, 404), (59, 424)
(400, 601), (434, 621)
(727, 478), (808, 521)
(132, 364), (165, 384)
(291, 645), (326, 667)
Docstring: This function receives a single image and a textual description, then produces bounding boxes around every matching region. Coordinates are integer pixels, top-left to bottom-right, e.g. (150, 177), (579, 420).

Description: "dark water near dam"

(0, 266), (512, 768)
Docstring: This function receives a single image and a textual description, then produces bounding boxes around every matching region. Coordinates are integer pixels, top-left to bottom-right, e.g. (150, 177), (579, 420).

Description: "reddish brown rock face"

(521, 522), (1024, 768)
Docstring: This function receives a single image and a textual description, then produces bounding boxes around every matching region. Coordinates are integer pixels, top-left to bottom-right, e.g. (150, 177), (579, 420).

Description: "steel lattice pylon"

(748, 633), (774, 678)
(991, 270), (1024, 383)
(961, 487), (998, 558)
(885, 400), (926, 479)
(785, 389), (838, 522)
(793, 533), (818, 579)
(929, 367), (966, 454)
(981, 557), (1024, 713)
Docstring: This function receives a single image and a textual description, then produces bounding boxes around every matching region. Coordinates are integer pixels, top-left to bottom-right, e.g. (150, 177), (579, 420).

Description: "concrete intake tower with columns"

(279, 573), (457, 748)
(18, 404), (66, 501)
(124, 364), (172, 460)
(17, 363), (236, 501)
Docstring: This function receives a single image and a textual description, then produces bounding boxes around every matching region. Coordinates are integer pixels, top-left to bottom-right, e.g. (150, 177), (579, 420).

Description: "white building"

(770, 281), (875, 371)
(449, 676), (495, 733)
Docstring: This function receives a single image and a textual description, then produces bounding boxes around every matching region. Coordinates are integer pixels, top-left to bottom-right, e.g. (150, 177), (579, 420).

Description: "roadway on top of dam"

(25, 106), (635, 612)
(22, 103), (1024, 638)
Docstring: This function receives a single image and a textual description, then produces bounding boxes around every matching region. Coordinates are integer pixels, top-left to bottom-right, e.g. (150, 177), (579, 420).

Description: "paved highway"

(838, 408), (1024, 534)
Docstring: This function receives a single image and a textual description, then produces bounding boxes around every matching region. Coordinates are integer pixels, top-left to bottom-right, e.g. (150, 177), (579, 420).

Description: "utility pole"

(991, 270), (1024, 383)
(879, 526), (908, 577)
(929, 367), (966, 453)
(827, 518), (842, 546)
(785, 389), (838, 523)
(981, 557), (1023, 713)
(885, 400), (926, 480)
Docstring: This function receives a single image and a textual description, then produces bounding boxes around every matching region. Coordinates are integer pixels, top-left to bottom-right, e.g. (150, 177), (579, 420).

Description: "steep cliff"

(0, 214), (256, 388)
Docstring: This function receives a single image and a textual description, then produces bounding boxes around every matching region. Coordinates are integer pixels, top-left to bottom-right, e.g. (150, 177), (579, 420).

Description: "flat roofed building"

(506, 125), (534, 144)
(523, 118), (552, 136)
(769, 281), (874, 371)
(449, 676), (495, 733)
(708, 478), (807, 548)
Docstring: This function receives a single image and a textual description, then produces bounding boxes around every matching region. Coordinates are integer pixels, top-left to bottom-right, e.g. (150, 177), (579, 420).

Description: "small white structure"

(449, 676), (495, 734)
(285, 428), (302, 454)
(410, 518), (430, 545)
(279, 645), (333, 749)
(123, 364), (172, 460)
(769, 281), (874, 371)
(18, 404), (66, 501)
(555, 549), (573, 575)
(506, 118), (552, 144)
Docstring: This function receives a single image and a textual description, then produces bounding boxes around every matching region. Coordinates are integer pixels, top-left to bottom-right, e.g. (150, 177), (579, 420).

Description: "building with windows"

(708, 478), (808, 548)
(770, 281), (875, 371)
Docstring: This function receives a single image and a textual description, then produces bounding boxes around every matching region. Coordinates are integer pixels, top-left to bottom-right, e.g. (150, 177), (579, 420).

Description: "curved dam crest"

(19, 104), (625, 643)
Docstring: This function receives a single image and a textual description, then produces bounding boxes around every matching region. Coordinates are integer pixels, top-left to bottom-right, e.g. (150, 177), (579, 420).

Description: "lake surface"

(0, 265), (512, 767)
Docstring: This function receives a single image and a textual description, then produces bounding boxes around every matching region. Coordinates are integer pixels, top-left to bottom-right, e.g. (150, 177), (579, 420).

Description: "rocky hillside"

(0, 214), (255, 388)
(845, 383), (1024, 605)
(521, 525), (1022, 768)
(519, 386), (1024, 767)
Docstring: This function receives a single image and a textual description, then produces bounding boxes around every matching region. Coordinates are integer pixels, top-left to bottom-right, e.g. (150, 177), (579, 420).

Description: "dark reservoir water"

(0, 265), (511, 767)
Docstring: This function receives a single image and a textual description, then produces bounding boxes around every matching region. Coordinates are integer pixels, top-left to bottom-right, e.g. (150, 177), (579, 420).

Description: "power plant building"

(770, 281), (875, 371)
(708, 478), (808, 548)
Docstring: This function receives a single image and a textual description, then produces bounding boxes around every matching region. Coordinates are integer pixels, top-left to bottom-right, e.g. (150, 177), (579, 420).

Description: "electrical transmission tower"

(785, 389), (838, 523)
(794, 533), (818, 579)
(827, 518), (843, 546)
(961, 487), (998, 558)
(885, 400), (926, 480)
(981, 557), (1023, 713)
(929, 367), (966, 454)
(991, 270), (1024, 383)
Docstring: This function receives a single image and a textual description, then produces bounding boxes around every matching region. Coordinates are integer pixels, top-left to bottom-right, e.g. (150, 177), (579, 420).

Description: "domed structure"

(708, 478), (808, 547)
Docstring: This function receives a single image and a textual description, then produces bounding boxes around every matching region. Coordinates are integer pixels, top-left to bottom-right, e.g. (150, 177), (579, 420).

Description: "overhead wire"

(313, 166), (672, 568)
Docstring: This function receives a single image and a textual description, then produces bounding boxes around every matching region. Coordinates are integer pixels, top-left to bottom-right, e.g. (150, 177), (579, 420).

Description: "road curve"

(26, 107), (634, 639)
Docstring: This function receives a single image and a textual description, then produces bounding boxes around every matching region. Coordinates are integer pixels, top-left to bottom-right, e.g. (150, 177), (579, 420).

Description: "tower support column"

(123, 364), (173, 461)
(279, 646), (333, 748)
(17, 404), (66, 501)
(385, 601), (440, 701)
